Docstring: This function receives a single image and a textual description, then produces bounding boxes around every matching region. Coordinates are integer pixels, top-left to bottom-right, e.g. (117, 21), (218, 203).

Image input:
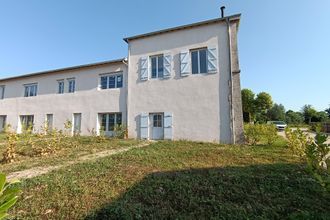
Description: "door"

(73, 113), (81, 135)
(149, 113), (164, 140)
(46, 114), (53, 131)
(0, 116), (6, 132)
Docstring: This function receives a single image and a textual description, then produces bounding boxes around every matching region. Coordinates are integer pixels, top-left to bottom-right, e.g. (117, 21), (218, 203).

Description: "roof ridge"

(123, 13), (241, 43)
(0, 58), (126, 82)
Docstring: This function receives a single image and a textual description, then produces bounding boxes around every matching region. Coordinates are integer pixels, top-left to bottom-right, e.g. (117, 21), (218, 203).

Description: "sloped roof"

(123, 14), (241, 43)
(0, 58), (125, 82)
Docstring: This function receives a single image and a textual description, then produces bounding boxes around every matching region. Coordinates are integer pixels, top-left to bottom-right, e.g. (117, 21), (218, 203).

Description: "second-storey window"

(58, 80), (64, 94)
(100, 74), (123, 90)
(151, 55), (164, 78)
(24, 84), (38, 97)
(191, 48), (207, 74)
(0, 86), (5, 99)
(68, 79), (75, 93)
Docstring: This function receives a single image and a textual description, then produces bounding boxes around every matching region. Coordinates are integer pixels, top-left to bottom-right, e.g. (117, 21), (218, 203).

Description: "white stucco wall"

(0, 62), (127, 135)
(127, 21), (232, 143)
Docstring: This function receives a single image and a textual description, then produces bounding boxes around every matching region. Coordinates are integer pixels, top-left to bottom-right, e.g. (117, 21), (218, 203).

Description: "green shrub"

(113, 124), (127, 139)
(305, 133), (330, 192)
(310, 123), (322, 132)
(244, 124), (258, 145)
(0, 173), (20, 219)
(263, 124), (278, 145)
(2, 133), (18, 164)
(286, 128), (330, 192)
(285, 128), (311, 158)
(244, 124), (278, 145)
(88, 128), (107, 143)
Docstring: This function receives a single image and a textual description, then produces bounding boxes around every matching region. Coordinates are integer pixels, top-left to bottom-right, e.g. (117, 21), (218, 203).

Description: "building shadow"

(84, 163), (330, 219)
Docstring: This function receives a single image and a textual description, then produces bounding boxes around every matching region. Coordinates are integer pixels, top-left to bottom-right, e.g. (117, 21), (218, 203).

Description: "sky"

(0, 0), (329, 111)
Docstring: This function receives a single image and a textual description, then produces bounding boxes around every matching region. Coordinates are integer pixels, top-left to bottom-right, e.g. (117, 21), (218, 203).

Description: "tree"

(241, 89), (256, 123)
(301, 105), (318, 124)
(255, 92), (273, 123)
(285, 110), (304, 124)
(325, 106), (330, 118)
(314, 111), (328, 122)
(255, 92), (273, 112)
(268, 103), (286, 121)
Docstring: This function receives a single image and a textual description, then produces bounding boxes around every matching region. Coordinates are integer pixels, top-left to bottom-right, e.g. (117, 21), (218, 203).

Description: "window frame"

(150, 54), (164, 79)
(23, 83), (38, 97)
(67, 78), (76, 93)
(99, 72), (123, 90)
(153, 114), (163, 127)
(0, 85), (5, 99)
(191, 48), (208, 74)
(20, 115), (34, 131)
(46, 114), (53, 131)
(0, 115), (6, 130)
(99, 112), (122, 132)
(57, 80), (64, 94)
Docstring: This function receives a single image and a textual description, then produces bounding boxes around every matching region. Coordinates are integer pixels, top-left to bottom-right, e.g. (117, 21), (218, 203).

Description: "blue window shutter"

(140, 57), (149, 81)
(207, 47), (218, 73)
(164, 112), (173, 140)
(140, 113), (149, 139)
(163, 54), (172, 78)
(180, 51), (190, 76)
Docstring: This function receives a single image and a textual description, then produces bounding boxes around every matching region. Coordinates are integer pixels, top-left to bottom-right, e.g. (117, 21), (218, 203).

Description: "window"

(151, 55), (164, 78)
(191, 48), (207, 74)
(68, 79), (75, 93)
(24, 84), (38, 97)
(100, 113), (122, 131)
(153, 114), (163, 127)
(46, 114), (53, 131)
(0, 86), (4, 99)
(58, 80), (64, 94)
(109, 76), (116, 88)
(100, 73), (123, 90)
(0, 115), (6, 132)
(73, 113), (81, 135)
(20, 115), (34, 131)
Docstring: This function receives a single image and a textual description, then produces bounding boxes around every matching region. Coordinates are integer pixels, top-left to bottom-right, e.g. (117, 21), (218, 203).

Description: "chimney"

(220, 6), (226, 18)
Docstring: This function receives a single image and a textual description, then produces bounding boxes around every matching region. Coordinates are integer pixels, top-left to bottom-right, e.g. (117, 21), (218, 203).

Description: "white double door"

(149, 113), (164, 140)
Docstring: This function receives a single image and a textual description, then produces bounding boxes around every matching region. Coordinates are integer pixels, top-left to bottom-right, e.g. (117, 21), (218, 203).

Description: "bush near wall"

(1, 122), (113, 164)
(244, 124), (278, 145)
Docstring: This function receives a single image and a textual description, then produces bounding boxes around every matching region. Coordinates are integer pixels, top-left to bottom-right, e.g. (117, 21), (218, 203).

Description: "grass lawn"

(0, 136), (141, 174)
(8, 138), (330, 219)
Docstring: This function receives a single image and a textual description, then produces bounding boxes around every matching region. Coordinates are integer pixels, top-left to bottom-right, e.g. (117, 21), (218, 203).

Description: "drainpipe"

(122, 51), (129, 139)
(226, 17), (235, 144)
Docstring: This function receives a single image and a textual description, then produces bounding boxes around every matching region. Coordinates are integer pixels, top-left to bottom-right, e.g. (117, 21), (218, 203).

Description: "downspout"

(226, 18), (235, 144)
(122, 48), (129, 139)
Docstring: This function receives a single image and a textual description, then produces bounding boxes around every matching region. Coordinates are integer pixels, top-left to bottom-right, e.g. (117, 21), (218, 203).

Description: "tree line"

(241, 89), (330, 124)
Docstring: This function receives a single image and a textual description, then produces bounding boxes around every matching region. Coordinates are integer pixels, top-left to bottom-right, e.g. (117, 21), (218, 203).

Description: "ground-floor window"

(100, 113), (122, 132)
(0, 115), (6, 132)
(46, 114), (53, 131)
(73, 113), (82, 135)
(152, 114), (163, 127)
(20, 115), (34, 131)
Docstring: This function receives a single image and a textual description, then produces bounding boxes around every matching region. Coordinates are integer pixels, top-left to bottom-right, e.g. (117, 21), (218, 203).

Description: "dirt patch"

(7, 142), (151, 180)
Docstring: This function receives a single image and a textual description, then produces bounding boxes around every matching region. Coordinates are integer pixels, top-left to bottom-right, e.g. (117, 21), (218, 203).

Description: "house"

(0, 13), (244, 144)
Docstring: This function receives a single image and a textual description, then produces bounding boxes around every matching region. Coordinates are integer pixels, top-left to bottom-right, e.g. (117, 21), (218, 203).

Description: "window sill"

(98, 87), (123, 91)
